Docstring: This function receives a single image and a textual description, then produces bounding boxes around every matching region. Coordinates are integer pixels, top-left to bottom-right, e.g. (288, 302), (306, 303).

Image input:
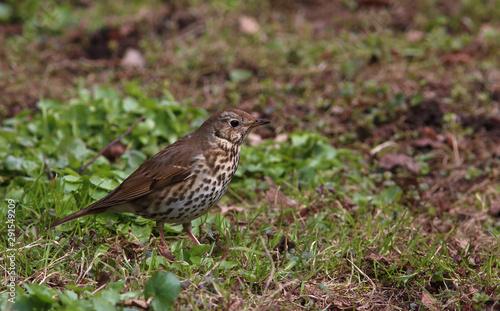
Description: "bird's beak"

(249, 118), (271, 128)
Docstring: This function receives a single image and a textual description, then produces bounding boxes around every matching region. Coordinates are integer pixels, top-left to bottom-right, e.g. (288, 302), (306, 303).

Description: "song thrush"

(51, 109), (271, 258)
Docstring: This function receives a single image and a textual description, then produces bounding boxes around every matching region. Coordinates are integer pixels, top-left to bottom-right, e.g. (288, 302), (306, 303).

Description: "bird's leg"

(182, 222), (201, 245)
(156, 221), (174, 260)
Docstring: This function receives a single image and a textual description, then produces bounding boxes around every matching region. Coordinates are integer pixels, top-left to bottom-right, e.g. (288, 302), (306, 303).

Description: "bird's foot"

(158, 242), (174, 260)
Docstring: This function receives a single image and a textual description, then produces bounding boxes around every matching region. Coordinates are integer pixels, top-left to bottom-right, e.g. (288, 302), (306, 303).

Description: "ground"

(0, 0), (499, 310)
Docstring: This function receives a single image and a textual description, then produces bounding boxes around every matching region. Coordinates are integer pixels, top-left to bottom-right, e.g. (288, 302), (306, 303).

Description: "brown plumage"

(51, 109), (271, 258)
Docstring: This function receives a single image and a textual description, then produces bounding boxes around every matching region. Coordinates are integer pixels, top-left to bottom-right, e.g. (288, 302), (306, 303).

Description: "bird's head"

(201, 108), (271, 146)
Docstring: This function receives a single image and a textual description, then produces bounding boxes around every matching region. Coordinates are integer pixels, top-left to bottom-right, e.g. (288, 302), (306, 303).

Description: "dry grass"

(1, 0), (500, 310)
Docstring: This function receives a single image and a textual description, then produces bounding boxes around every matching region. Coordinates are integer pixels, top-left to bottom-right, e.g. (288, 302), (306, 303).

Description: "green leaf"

(301, 252), (315, 260)
(129, 224), (152, 244)
(124, 150), (147, 169)
(219, 261), (238, 269)
(189, 256), (203, 265)
(26, 284), (57, 303)
(144, 272), (181, 310)
(472, 292), (490, 304)
(58, 136), (89, 162)
(109, 281), (125, 293)
(59, 290), (79, 305)
(145, 255), (170, 270)
(99, 286), (121, 305)
(21, 160), (40, 175)
(122, 97), (143, 113)
(65, 285), (94, 293)
(237, 269), (257, 281)
(380, 186), (403, 204)
(92, 297), (115, 311)
(0, 3), (13, 22)
(229, 69), (252, 83)
(93, 244), (110, 265)
(63, 175), (82, 183)
(188, 244), (211, 257)
(4, 155), (24, 171)
(89, 176), (119, 190)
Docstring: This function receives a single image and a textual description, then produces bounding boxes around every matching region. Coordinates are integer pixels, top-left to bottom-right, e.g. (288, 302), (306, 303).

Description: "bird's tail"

(50, 206), (112, 228)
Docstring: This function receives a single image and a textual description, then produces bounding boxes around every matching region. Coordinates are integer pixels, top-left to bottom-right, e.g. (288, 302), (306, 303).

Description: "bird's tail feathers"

(50, 206), (112, 228)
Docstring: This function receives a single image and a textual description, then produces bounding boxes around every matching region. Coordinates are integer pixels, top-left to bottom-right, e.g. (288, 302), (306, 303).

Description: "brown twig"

(78, 116), (146, 175)
(43, 151), (54, 180)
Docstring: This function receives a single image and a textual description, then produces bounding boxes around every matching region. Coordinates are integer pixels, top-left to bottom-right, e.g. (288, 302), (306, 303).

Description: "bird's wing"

(87, 143), (198, 210)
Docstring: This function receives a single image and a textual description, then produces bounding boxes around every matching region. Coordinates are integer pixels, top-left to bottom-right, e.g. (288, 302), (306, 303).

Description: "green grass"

(1, 0), (500, 310)
(1, 87), (498, 309)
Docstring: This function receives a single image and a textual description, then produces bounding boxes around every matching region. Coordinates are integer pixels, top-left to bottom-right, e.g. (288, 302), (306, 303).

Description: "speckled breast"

(142, 147), (240, 224)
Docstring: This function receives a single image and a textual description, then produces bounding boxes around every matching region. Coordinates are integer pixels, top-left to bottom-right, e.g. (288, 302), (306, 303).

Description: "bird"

(50, 108), (271, 259)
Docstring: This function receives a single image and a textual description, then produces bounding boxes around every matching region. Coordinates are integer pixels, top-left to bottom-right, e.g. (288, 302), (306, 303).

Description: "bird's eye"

(230, 120), (240, 127)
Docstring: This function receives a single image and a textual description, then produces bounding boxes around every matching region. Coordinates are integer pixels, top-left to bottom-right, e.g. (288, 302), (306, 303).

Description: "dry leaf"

(219, 204), (244, 215)
(406, 30), (425, 42)
(264, 176), (277, 187)
(265, 188), (298, 208)
(444, 132), (457, 149)
(238, 16), (260, 35)
(298, 205), (319, 218)
(247, 133), (264, 146)
(103, 142), (126, 162)
(488, 203), (500, 217)
(330, 297), (354, 309)
(441, 52), (471, 64)
(331, 105), (345, 115)
(341, 197), (358, 210)
(423, 126), (441, 140)
(421, 292), (438, 310)
(455, 238), (470, 251)
(123, 299), (149, 309)
(121, 48), (146, 68)
(274, 133), (288, 143)
(379, 153), (421, 174)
